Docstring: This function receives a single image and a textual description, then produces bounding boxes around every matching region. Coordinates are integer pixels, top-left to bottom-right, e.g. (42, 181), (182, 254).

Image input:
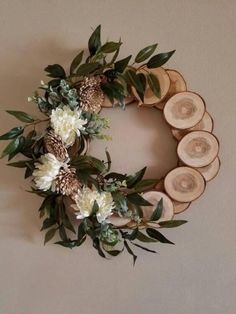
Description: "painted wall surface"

(0, 1), (235, 313)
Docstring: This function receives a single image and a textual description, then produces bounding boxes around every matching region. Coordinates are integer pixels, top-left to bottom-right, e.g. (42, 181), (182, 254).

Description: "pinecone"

(78, 76), (104, 112)
(44, 130), (68, 162)
(54, 167), (81, 196)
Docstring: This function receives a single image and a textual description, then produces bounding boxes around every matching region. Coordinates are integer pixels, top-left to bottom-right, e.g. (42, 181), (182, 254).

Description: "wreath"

(0, 26), (220, 264)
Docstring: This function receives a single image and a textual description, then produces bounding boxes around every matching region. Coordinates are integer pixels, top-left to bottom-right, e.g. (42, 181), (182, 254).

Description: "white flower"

(50, 105), (87, 147)
(72, 187), (115, 223)
(33, 153), (65, 191)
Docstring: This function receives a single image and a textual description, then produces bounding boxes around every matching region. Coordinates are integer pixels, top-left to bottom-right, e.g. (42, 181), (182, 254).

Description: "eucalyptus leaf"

(147, 50), (176, 68)
(0, 127), (24, 140)
(135, 43), (157, 63)
(147, 73), (161, 98)
(146, 228), (174, 244)
(88, 25), (101, 56)
(6, 110), (35, 123)
(70, 50), (84, 74)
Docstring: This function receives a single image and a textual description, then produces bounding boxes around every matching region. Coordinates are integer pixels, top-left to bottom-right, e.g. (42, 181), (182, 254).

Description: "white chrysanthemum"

(72, 187), (115, 223)
(33, 153), (65, 191)
(50, 105), (87, 147)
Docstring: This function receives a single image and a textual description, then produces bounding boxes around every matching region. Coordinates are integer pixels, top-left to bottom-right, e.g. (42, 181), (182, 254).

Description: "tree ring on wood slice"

(132, 67), (170, 105)
(163, 91), (205, 129)
(173, 200), (191, 214)
(195, 156), (221, 182)
(172, 111), (214, 141)
(140, 191), (174, 226)
(109, 215), (131, 227)
(155, 69), (187, 110)
(102, 94), (134, 108)
(164, 166), (206, 202)
(177, 130), (219, 167)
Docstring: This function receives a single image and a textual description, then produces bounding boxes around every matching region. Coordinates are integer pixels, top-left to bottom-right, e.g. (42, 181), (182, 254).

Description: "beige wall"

(0, 1), (235, 313)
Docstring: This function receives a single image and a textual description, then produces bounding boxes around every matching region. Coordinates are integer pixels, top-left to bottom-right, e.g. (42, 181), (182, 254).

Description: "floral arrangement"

(0, 26), (220, 264)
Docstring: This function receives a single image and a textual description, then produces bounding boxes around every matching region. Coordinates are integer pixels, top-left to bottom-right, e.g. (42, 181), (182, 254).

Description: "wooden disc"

(141, 191), (174, 223)
(109, 215), (131, 227)
(196, 157), (220, 182)
(163, 91), (205, 129)
(177, 131), (219, 167)
(172, 111), (214, 141)
(164, 166), (206, 202)
(173, 200), (191, 214)
(132, 67), (170, 105)
(155, 69), (187, 110)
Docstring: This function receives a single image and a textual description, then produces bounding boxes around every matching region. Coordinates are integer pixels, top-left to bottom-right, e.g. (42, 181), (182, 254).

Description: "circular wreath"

(0, 26), (220, 264)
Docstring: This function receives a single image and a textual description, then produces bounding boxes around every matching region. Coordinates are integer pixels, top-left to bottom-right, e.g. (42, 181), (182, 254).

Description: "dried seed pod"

(164, 166), (206, 202)
(132, 67), (170, 105)
(195, 156), (221, 182)
(54, 168), (81, 196)
(155, 69), (187, 110)
(44, 130), (68, 162)
(163, 91), (205, 129)
(172, 111), (214, 141)
(177, 131), (219, 167)
(109, 215), (131, 227)
(141, 191), (174, 225)
(173, 200), (191, 214)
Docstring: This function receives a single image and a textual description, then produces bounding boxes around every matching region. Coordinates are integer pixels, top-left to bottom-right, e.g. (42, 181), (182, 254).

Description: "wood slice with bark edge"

(177, 130), (219, 168)
(195, 156), (221, 182)
(163, 91), (206, 130)
(164, 166), (206, 202)
(102, 94), (135, 108)
(131, 67), (170, 106)
(140, 191), (174, 228)
(109, 215), (131, 227)
(172, 111), (214, 141)
(155, 69), (187, 110)
(173, 200), (191, 214)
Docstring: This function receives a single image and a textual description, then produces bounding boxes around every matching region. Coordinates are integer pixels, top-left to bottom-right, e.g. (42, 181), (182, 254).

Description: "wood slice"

(164, 166), (206, 202)
(177, 131), (219, 167)
(172, 111), (214, 141)
(163, 91), (205, 129)
(173, 200), (191, 214)
(155, 69), (187, 110)
(132, 67), (170, 105)
(196, 156), (221, 182)
(141, 191), (174, 223)
(109, 215), (131, 227)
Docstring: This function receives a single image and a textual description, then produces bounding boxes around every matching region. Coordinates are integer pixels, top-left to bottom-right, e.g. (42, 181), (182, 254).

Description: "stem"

(24, 118), (49, 129)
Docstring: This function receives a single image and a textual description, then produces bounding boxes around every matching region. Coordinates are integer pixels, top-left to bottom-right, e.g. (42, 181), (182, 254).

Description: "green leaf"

(124, 228), (138, 241)
(147, 73), (161, 98)
(1, 137), (20, 159)
(44, 64), (66, 78)
(7, 160), (31, 168)
(114, 55), (132, 73)
(88, 25), (101, 56)
(125, 69), (144, 93)
(134, 179), (160, 191)
(135, 43), (158, 63)
(59, 225), (68, 241)
(70, 50), (84, 74)
(112, 191), (128, 212)
(127, 193), (152, 206)
(8, 136), (25, 161)
(105, 149), (111, 172)
(159, 220), (188, 228)
(93, 238), (106, 258)
(106, 249), (123, 256)
(146, 228), (174, 244)
(150, 198), (163, 221)
(6, 110), (35, 123)
(41, 218), (57, 231)
(44, 228), (57, 245)
(147, 50), (176, 68)
(77, 222), (86, 242)
(124, 240), (137, 266)
(0, 127), (23, 140)
(131, 242), (157, 253)
(126, 167), (146, 188)
(100, 41), (122, 53)
(136, 231), (157, 243)
(76, 62), (100, 76)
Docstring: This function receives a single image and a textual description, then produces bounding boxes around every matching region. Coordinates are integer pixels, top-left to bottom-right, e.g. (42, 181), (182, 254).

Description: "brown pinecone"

(78, 76), (104, 112)
(44, 130), (68, 162)
(54, 167), (81, 196)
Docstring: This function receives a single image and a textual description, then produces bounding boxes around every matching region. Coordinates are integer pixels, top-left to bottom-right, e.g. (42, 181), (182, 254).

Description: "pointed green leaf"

(1, 137), (20, 159)
(147, 50), (176, 68)
(124, 240), (137, 266)
(70, 50), (84, 74)
(100, 41), (122, 53)
(127, 193), (152, 206)
(6, 110), (35, 123)
(150, 198), (163, 221)
(44, 64), (66, 78)
(146, 228), (174, 244)
(76, 62), (100, 76)
(136, 231), (157, 243)
(134, 179), (160, 191)
(147, 73), (161, 98)
(125, 69), (144, 93)
(131, 242), (157, 253)
(114, 55), (132, 73)
(126, 167), (147, 188)
(159, 220), (188, 228)
(7, 160), (30, 168)
(88, 25), (101, 56)
(44, 228), (57, 245)
(135, 43), (158, 63)
(0, 127), (24, 140)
